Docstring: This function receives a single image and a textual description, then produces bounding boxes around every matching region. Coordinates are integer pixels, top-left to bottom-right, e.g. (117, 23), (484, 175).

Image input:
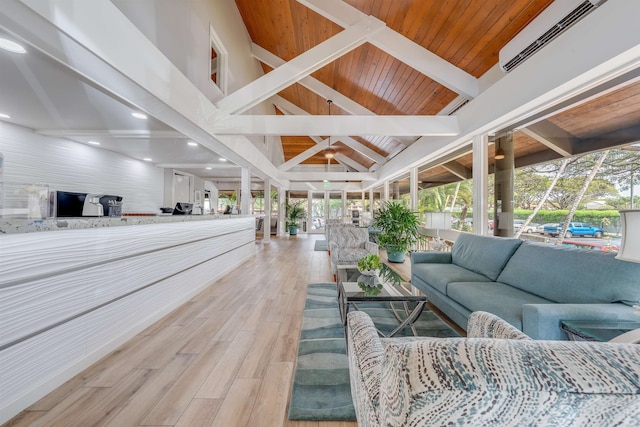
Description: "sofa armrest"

(346, 311), (385, 426)
(410, 251), (452, 265)
(522, 303), (638, 340)
(467, 311), (532, 340)
(364, 241), (379, 255)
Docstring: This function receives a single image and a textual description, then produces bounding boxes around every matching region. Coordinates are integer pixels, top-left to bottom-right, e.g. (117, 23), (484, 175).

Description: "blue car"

(543, 222), (604, 238)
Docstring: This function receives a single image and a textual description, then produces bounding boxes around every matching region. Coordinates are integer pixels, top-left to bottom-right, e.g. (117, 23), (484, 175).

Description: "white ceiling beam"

(211, 115), (460, 137)
(216, 16), (385, 115)
(270, 95), (309, 116)
(333, 152), (367, 172)
(297, 0), (479, 99)
(520, 122), (574, 157)
(271, 97), (379, 169)
(35, 130), (187, 139)
(283, 171), (375, 181)
(337, 136), (386, 164)
(288, 181), (364, 191)
(156, 163), (240, 169)
(441, 160), (472, 180)
(254, 44), (375, 116)
(279, 138), (330, 171)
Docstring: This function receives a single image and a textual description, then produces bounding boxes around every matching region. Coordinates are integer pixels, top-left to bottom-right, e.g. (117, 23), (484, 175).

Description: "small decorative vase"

(358, 268), (376, 276)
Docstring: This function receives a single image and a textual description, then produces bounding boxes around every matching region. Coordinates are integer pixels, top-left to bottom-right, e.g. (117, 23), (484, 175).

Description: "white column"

(240, 167), (251, 215)
(368, 188), (374, 217)
(472, 134), (489, 236)
(383, 181), (390, 203)
(342, 190), (348, 221)
(278, 187), (286, 235)
(263, 177), (271, 243)
(410, 167), (419, 211)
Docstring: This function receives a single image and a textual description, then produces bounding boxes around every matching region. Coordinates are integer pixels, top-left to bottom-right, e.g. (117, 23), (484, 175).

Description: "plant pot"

(386, 249), (405, 263)
(289, 226), (298, 235)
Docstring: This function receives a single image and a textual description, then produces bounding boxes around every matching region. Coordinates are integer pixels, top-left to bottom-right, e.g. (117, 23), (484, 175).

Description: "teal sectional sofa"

(411, 233), (640, 340)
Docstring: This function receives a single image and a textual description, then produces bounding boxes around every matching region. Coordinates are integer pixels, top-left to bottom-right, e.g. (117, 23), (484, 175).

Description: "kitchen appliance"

(82, 194), (104, 216)
(99, 195), (123, 217)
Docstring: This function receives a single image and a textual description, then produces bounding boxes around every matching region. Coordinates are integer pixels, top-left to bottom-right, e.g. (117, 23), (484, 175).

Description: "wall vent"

(499, 0), (606, 73)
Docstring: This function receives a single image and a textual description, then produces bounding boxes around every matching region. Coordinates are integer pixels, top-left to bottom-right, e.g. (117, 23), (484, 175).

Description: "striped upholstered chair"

(347, 310), (640, 427)
(329, 226), (378, 279)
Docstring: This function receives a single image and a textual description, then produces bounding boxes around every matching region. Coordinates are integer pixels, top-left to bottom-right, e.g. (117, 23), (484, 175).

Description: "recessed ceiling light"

(131, 112), (148, 120)
(0, 38), (26, 54)
(205, 166), (212, 170)
(0, 113), (10, 119)
(143, 157), (152, 162)
(88, 141), (101, 146)
(187, 141), (198, 147)
(219, 158), (227, 162)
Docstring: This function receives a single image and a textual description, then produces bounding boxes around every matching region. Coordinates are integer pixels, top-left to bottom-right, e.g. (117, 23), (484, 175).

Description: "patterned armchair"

(325, 220), (351, 255)
(347, 310), (640, 427)
(329, 226), (378, 276)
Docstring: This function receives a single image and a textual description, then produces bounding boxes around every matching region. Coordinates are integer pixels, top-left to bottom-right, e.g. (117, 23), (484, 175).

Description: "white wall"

(111, 0), (285, 165)
(0, 122), (164, 213)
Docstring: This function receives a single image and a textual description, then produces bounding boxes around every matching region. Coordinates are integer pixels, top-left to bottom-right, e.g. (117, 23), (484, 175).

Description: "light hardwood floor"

(3, 234), (357, 427)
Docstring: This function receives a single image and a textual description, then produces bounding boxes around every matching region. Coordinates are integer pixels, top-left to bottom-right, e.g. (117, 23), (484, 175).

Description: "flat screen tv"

(173, 202), (193, 215)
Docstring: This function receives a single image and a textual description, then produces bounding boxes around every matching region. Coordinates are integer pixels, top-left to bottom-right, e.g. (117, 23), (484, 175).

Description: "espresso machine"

(82, 194), (104, 216)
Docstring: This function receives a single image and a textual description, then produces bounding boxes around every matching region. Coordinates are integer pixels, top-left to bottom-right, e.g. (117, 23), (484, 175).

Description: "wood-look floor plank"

(30, 368), (155, 427)
(173, 398), (223, 427)
(210, 379), (262, 427)
(195, 330), (256, 398)
(271, 312), (303, 363)
(98, 354), (194, 427)
(249, 361), (294, 426)
(138, 340), (229, 426)
(237, 321), (281, 379)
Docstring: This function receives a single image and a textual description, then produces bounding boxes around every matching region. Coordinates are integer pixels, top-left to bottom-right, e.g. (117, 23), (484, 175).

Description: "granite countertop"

(0, 214), (250, 234)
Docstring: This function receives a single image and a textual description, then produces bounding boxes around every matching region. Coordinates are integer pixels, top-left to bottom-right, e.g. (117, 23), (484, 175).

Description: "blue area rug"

(288, 283), (459, 421)
(314, 239), (328, 251)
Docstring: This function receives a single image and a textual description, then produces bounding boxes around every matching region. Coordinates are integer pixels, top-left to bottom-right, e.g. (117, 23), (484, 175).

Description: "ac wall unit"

(499, 0), (607, 72)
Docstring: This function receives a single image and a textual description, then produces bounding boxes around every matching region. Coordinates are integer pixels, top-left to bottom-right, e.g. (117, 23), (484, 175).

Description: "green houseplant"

(373, 201), (420, 263)
(286, 200), (307, 235)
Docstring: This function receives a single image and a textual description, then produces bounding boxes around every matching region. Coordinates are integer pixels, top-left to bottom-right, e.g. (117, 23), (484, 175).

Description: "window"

(210, 25), (227, 94)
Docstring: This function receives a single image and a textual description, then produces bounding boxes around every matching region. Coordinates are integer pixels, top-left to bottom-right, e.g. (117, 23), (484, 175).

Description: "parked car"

(543, 222), (604, 238)
(536, 223), (552, 234)
(514, 220), (539, 233)
(562, 240), (618, 252)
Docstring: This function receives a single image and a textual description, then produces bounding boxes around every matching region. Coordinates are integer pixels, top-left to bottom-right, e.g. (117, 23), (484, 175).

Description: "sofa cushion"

(451, 234), (523, 281)
(498, 241), (640, 306)
(447, 281), (552, 330)
(411, 263), (491, 295)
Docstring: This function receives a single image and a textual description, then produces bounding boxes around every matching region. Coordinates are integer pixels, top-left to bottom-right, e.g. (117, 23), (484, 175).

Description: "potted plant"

(373, 201), (420, 263)
(286, 200), (307, 235)
(358, 253), (382, 276)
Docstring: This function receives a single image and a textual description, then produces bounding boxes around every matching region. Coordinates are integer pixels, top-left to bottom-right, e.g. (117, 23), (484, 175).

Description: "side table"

(561, 321), (640, 343)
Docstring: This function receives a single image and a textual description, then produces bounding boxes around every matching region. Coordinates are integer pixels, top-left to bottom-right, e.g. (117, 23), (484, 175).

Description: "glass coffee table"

(336, 264), (427, 337)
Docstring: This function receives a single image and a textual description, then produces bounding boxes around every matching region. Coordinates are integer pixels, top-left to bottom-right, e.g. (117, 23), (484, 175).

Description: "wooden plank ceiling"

(235, 0), (640, 184)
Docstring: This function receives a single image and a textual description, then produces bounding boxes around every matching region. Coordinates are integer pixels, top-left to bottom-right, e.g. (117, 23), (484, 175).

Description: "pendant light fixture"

(324, 99), (336, 160)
